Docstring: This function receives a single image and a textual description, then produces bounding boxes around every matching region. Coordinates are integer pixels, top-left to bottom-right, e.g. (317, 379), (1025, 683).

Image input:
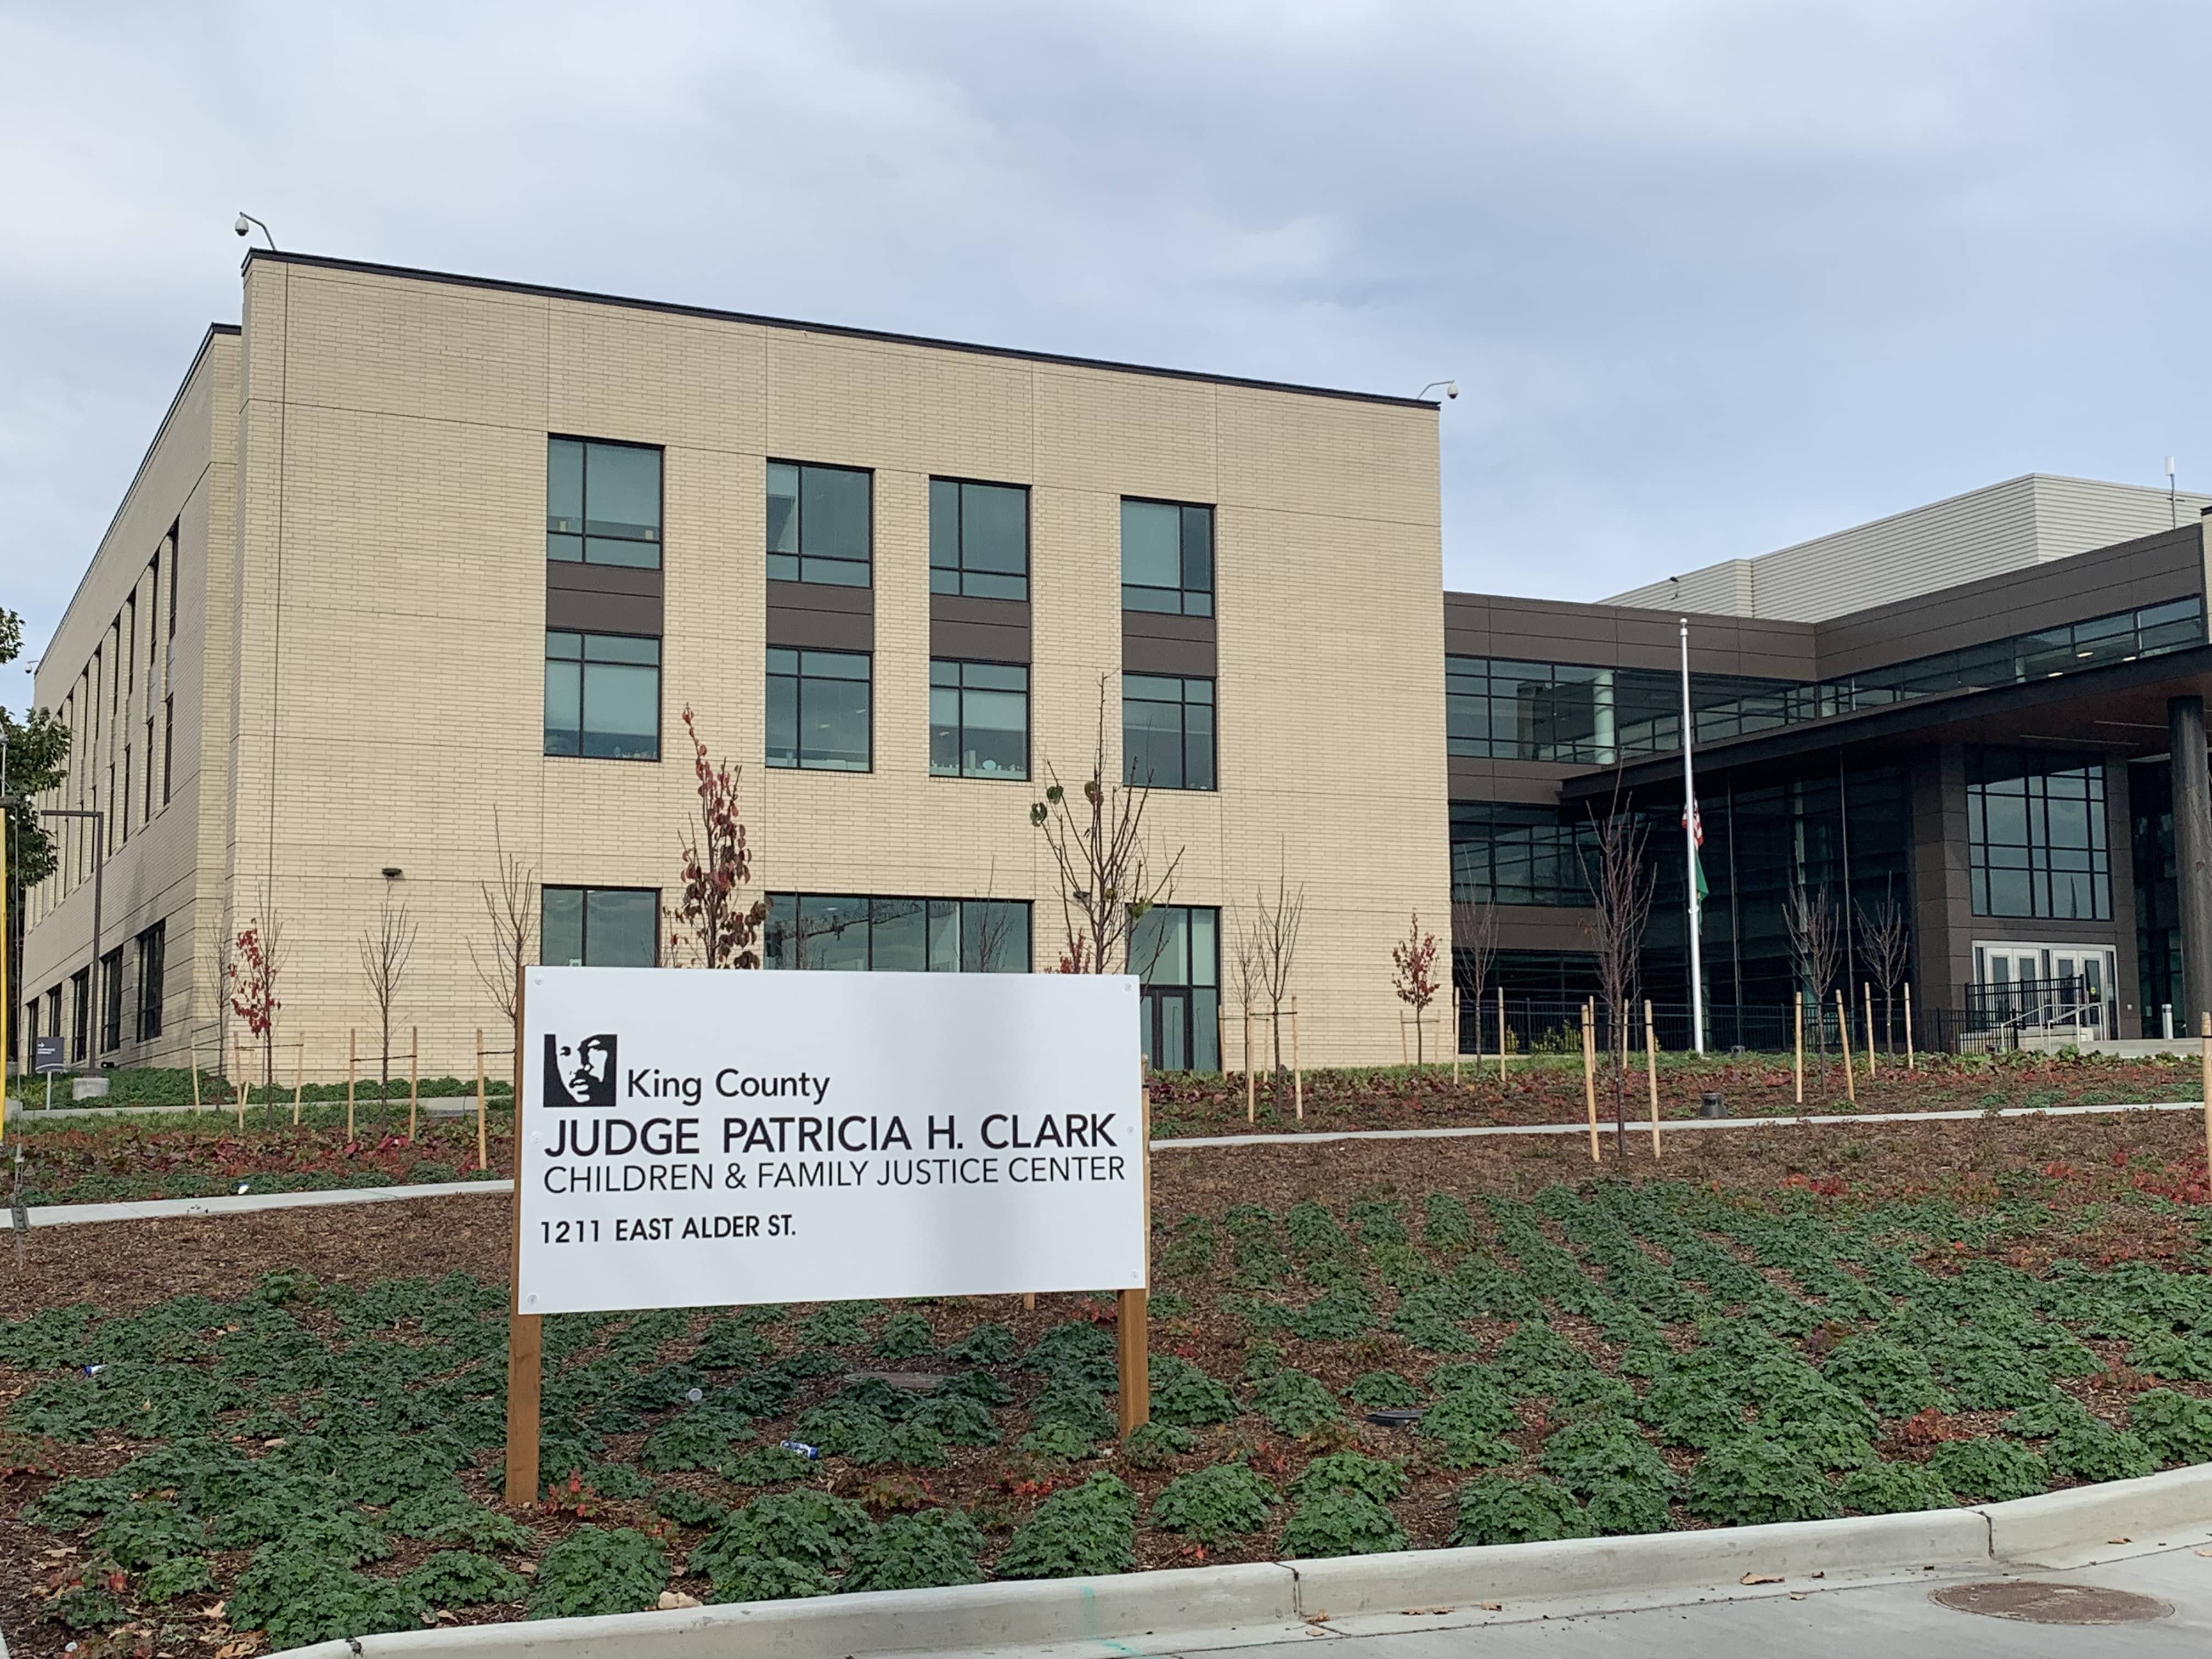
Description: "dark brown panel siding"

(547, 562), (663, 635)
(929, 595), (1031, 664)
(768, 580), (874, 652)
(1123, 610), (1217, 678)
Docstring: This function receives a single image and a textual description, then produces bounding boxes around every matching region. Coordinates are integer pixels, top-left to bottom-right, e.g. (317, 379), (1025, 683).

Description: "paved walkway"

(14, 1097), (2202, 1227)
(1172, 1547), (2212, 1659)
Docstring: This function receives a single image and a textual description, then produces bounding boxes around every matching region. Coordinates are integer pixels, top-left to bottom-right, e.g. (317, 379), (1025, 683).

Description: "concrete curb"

(259, 1465), (2212, 1659)
(24, 1177), (512, 1228)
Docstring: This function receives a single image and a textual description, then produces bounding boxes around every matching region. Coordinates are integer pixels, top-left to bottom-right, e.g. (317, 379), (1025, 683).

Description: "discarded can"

(778, 1440), (820, 1460)
(80, 1364), (104, 1377)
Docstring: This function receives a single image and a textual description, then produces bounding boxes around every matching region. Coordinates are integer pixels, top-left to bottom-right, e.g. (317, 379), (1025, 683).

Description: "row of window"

(549, 438), (1218, 614)
(25, 922), (163, 1066)
(546, 632), (1217, 789)
(539, 885), (1217, 1071)
(1447, 597), (2205, 766)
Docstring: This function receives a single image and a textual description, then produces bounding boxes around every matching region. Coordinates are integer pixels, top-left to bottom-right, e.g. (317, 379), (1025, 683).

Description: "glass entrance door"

(1972, 941), (2117, 1040)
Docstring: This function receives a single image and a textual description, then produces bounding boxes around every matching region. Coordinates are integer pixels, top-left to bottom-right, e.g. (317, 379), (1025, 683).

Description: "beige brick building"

(21, 252), (1450, 1080)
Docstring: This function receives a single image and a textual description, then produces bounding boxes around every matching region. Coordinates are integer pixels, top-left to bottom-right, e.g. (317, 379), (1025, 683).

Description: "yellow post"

(1290, 997), (1302, 1121)
(408, 1027), (419, 1141)
(1864, 983), (1878, 1079)
(1643, 998), (1661, 1158)
(1498, 985), (1507, 1082)
(1793, 994), (1804, 1106)
(1243, 1006), (1255, 1124)
(346, 1029), (358, 1140)
(1581, 1001), (1600, 1164)
(189, 1039), (201, 1114)
(476, 1028), (489, 1173)
(1836, 988), (1856, 1103)
(290, 1041), (303, 1126)
(1904, 983), (1916, 1070)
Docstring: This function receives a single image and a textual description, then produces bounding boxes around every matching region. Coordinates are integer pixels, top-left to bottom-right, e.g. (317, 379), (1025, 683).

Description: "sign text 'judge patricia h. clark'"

(516, 968), (1148, 1317)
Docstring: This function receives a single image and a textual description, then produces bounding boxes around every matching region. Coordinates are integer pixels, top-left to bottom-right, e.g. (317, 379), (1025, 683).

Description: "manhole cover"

(1931, 1582), (2172, 1625)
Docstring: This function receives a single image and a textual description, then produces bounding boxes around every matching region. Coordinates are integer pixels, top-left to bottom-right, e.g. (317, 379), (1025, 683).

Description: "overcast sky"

(5, 0), (2210, 711)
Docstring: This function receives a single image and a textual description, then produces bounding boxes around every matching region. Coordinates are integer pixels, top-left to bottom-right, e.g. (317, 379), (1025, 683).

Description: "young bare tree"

(229, 901), (285, 1120)
(1029, 677), (1183, 974)
(669, 707), (768, 969)
(1250, 844), (1306, 1073)
(1231, 903), (1263, 1041)
(1581, 805), (1655, 1152)
(469, 807), (537, 1023)
(1451, 897), (1499, 1064)
(1857, 882), (1911, 1055)
(360, 891), (418, 1131)
(1787, 884), (1843, 1069)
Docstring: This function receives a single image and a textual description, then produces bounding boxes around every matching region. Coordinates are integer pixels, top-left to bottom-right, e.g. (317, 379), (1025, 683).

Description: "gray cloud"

(5, 0), (2210, 711)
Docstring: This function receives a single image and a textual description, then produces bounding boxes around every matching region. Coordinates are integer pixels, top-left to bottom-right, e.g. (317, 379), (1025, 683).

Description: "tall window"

(99, 946), (123, 1053)
(767, 461), (871, 586)
(767, 648), (871, 771)
(929, 479), (1029, 601)
(547, 438), (663, 567)
(134, 923), (165, 1042)
(69, 969), (89, 1063)
(930, 661), (1028, 779)
(1131, 905), (1220, 1071)
(545, 631), (661, 760)
(1968, 749), (2111, 919)
(162, 695), (174, 803)
(541, 887), (659, 966)
(765, 895), (1030, 972)
(1450, 802), (1598, 906)
(1121, 499), (1213, 616)
(1123, 674), (1215, 791)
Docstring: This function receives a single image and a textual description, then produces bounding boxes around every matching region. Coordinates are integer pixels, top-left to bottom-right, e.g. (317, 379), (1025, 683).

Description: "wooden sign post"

(1116, 1064), (1152, 1437)
(1643, 998), (1661, 1158)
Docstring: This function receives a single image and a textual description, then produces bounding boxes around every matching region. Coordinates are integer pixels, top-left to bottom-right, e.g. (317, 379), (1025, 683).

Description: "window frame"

(929, 477), (1031, 602)
(134, 922), (165, 1042)
(545, 629), (663, 762)
(1967, 749), (2112, 921)
(98, 945), (124, 1054)
(766, 647), (874, 773)
(1121, 673), (1217, 792)
(546, 436), (665, 569)
(767, 459), (874, 588)
(1120, 497), (1215, 617)
(929, 658), (1031, 781)
(1129, 903), (1221, 1071)
(540, 885), (663, 967)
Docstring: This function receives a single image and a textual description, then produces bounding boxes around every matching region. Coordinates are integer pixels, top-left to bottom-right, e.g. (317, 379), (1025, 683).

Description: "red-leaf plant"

(668, 707), (768, 969)
(1390, 912), (1441, 1065)
(231, 922), (280, 1095)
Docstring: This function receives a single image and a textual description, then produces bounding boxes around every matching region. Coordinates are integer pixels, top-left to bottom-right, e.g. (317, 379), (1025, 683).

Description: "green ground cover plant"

(13, 1164), (2212, 1653)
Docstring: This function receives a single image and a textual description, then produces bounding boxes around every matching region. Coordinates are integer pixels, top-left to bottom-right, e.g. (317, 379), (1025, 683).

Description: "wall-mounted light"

(381, 866), (403, 881)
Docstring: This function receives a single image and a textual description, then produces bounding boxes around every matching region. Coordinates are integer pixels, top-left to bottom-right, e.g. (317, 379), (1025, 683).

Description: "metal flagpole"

(1680, 618), (1705, 1054)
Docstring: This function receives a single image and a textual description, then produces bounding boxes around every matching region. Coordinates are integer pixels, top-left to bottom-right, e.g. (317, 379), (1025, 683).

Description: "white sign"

(517, 967), (1146, 1316)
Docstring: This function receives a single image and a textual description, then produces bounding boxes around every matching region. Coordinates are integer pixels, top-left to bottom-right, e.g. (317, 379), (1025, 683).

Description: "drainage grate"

(1931, 1582), (2172, 1625)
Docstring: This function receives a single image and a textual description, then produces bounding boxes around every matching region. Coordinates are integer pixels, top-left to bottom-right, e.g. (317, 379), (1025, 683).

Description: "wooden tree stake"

(1291, 997), (1302, 1122)
(1643, 998), (1661, 1158)
(1793, 994), (1804, 1106)
(476, 1028), (489, 1173)
(235, 1039), (247, 1132)
(504, 970), (541, 1506)
(2202, 1014), (2211, 1197)
(291, 1041), (304, 1126)
(346, 1029), (358, 1140)
(1116, 1068), (1152, 1437)
(189, 1041), (201, 1114)
(1498, 985), (1507, 1082)
(1836, 989), (1856, 1103)
(408, 1028), (420, 1141)
(1904, 982), (1916, 1070)
(1581, 1001), (1600, 1164)
(1244, 1006), (1255, 1124)
(1864, 983), (1878, 1079)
